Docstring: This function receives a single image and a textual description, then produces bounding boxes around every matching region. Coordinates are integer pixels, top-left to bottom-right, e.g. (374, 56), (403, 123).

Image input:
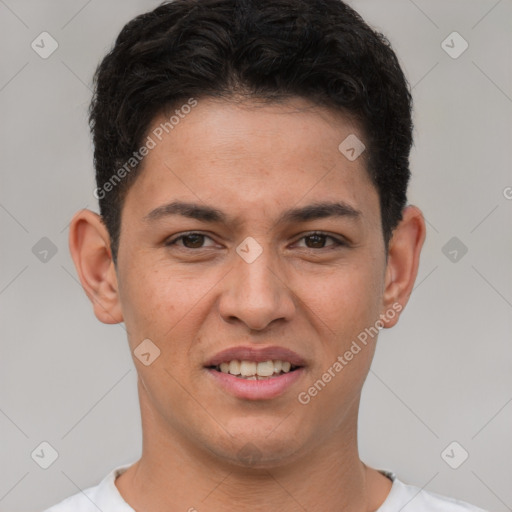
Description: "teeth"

(240, 361), (257, 376)
(229, 360), (241, 375)
(256, 361), (274, 377)
(215, 359), (296, 378)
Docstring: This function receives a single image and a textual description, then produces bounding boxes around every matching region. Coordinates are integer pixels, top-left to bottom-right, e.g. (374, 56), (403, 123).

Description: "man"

(44, 0), (487, 510)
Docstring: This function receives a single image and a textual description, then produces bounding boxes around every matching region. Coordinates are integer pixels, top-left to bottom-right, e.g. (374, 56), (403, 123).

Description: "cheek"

(301, 259), (384, 340)
(117, 258), (216, 367)
(295, 264), (384, 425)
(116, 261), (178, 347)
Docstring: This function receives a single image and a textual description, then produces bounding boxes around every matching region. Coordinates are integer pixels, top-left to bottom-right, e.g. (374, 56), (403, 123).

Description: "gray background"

(1, 1), (511, 511)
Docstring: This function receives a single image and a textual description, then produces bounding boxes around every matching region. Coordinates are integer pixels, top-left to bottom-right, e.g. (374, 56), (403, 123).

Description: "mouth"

(207, 359), (302, 380)
(204, 346), (306, 400)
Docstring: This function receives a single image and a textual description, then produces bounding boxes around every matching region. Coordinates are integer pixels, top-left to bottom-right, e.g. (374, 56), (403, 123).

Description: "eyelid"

(292, 231), (348, 248)
(165, 231), (217, 247)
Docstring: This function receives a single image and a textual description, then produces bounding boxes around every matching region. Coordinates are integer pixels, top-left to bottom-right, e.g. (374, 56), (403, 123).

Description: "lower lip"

(206, 368), (305, 400)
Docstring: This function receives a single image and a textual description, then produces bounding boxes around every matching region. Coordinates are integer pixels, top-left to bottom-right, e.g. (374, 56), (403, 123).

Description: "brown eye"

(166, 232), (216, 249)
(297, 232), (345, 249)
(305, 234), (328, 248)
(180, 234), (205, 248)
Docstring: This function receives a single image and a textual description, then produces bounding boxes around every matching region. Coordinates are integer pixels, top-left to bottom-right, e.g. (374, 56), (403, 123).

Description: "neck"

(115, 382), (391, 512)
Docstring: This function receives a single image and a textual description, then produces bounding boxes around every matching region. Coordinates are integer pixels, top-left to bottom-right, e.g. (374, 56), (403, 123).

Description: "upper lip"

(204, 346), (306, 368)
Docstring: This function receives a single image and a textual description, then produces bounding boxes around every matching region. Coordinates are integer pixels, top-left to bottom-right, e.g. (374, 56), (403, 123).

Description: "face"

(113, 97), (395, 467)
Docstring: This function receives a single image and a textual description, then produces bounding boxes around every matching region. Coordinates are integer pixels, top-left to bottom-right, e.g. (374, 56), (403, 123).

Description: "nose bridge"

(238, 243), (277, 297)
(219, 237), (295, 330)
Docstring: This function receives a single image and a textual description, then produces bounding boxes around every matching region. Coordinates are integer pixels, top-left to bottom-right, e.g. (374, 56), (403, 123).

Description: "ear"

(68, 209), (123, 324)
(380, 205), (426, 328)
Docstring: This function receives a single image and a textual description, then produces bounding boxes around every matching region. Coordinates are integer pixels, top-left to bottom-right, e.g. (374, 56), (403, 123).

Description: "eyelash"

(165, 231), (347, 250)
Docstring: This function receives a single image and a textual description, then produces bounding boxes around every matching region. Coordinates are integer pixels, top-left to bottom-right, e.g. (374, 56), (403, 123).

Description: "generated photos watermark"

(93, 98), (198, 200)
(297, 302), (403, 405)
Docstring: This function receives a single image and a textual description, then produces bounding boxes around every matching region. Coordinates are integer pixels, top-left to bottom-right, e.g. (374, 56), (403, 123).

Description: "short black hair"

(89, 0), (413, 263)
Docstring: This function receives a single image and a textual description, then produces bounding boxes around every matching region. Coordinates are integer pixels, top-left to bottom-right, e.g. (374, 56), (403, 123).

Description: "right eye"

(165, 232), (217, 249)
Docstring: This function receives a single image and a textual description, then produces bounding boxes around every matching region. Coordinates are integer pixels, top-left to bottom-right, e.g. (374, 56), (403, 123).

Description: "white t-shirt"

(43, 464), (488, 512)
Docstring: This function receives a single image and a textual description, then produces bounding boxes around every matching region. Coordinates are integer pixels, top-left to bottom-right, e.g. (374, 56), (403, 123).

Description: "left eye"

(295, 232), (345, 249)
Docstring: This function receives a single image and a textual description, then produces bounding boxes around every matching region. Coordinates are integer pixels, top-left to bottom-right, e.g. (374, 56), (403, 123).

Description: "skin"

(69, 97), (425, 512)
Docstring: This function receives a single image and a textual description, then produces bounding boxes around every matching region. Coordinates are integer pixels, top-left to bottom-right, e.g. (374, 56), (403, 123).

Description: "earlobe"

(68, 209), (123, 325)
(380, 205), (426, 328)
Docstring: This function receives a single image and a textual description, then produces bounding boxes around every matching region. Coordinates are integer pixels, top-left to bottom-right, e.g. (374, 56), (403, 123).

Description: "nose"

(218, 242), (296, 332)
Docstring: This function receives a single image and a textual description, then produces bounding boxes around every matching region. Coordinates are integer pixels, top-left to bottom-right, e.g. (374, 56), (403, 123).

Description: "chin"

(204, 424), (309, 470)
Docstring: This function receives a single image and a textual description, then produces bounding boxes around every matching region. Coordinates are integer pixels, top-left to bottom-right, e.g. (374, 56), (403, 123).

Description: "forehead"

(122, 97), (380, 227)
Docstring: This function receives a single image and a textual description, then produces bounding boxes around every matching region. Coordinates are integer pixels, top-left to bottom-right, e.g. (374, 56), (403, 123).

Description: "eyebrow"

(143, 200), (361, 226)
